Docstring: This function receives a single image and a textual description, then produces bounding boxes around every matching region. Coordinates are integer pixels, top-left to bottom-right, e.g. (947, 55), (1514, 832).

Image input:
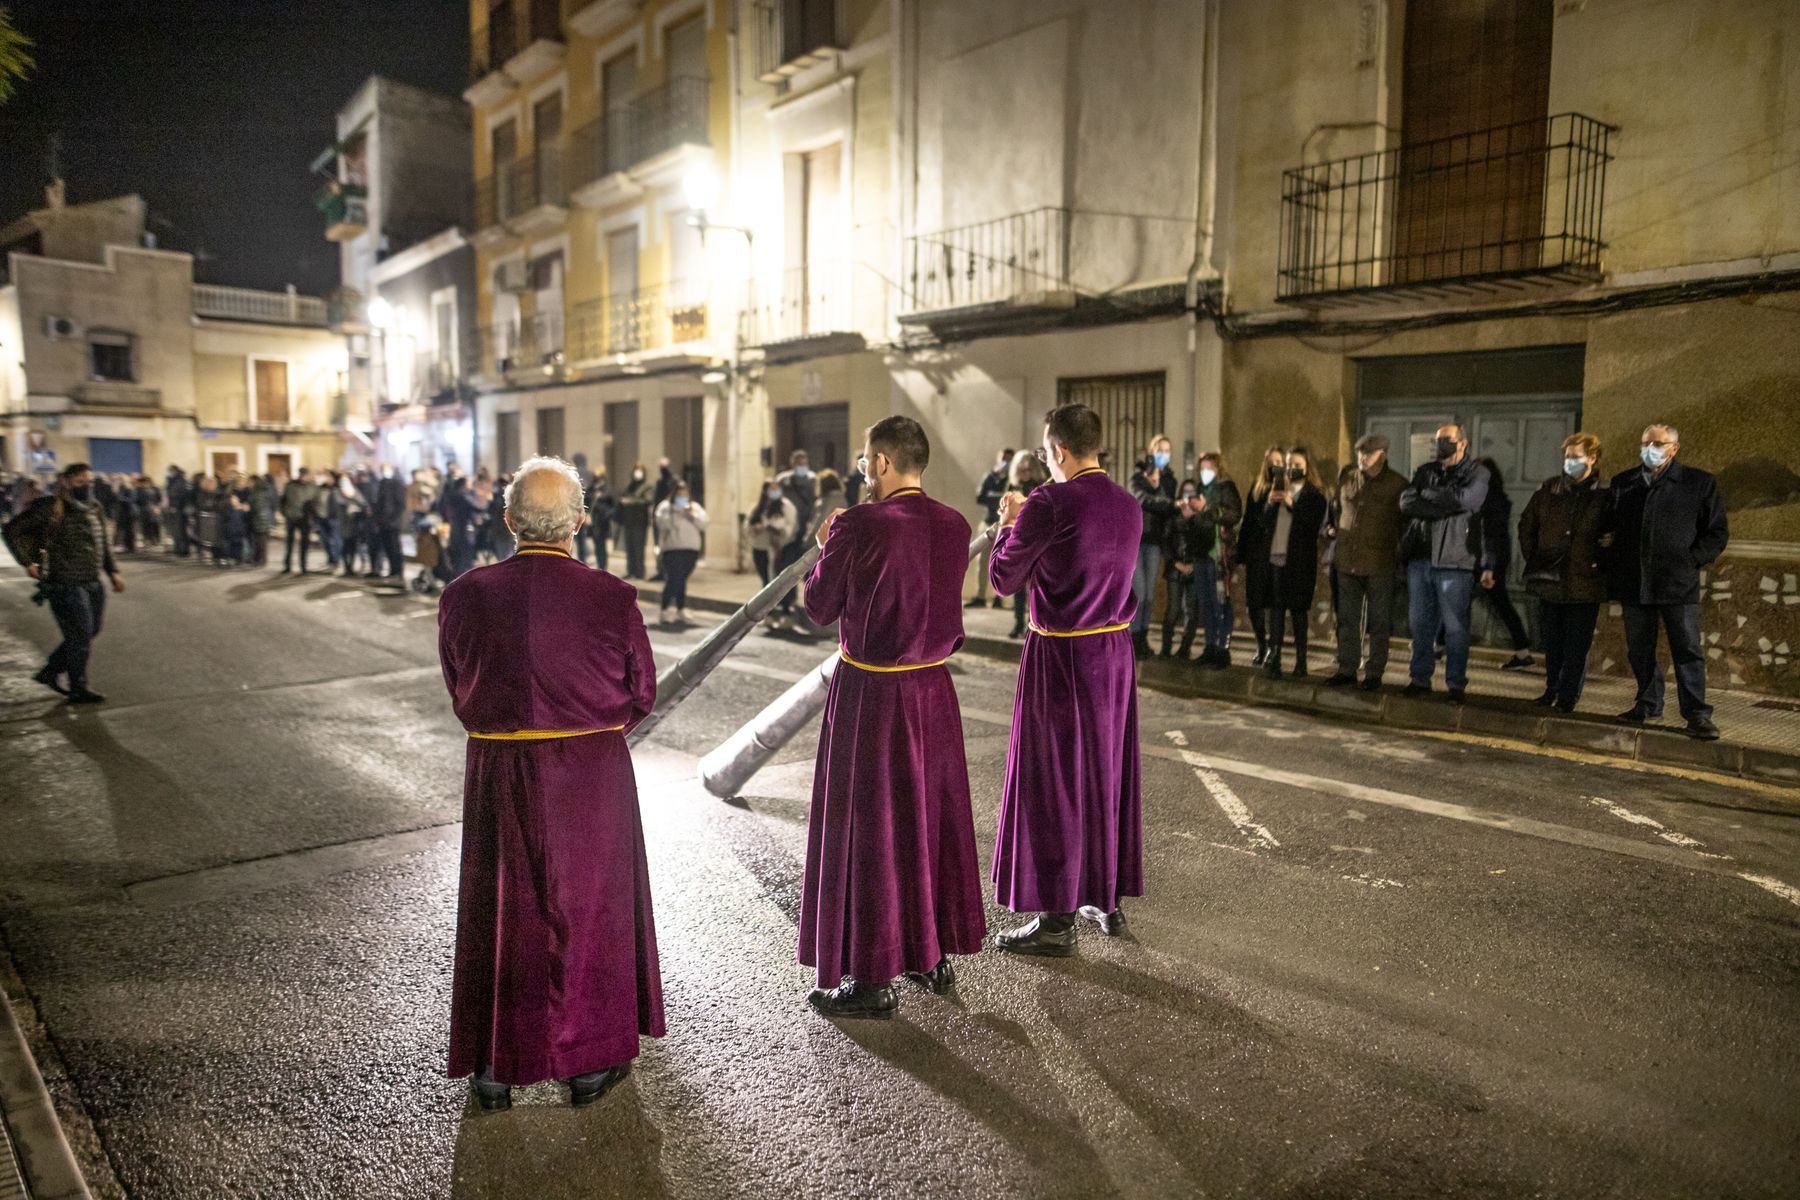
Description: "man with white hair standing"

(1606, 423), (1729, 740)
(437, 456), (664, 1112)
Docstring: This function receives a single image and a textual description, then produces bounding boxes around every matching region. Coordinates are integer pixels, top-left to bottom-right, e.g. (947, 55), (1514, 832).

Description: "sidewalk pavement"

(646, 562), (1800, 790)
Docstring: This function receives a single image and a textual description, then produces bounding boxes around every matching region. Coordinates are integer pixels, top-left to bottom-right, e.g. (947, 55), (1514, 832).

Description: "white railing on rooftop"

(193, 284), (329, 326)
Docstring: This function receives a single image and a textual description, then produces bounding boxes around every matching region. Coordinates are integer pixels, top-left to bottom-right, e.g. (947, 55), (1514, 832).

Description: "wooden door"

(254, 359), (290, 424)
(1394, 0), (1553, 282)
(264, 451), (296, 481)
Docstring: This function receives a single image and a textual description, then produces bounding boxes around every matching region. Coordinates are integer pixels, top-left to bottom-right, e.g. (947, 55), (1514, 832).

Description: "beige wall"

(191, 321), (347, 435)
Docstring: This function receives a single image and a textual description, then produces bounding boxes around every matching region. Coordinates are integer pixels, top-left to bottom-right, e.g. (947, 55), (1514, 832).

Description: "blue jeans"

(1407, 560), (1476, 690)
(1130, 544), (1163, 635)
(1195, 557), (1233, 650)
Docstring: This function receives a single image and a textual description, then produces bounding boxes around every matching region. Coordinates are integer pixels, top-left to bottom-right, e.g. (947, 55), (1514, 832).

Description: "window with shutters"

(251, 358), (292, 425)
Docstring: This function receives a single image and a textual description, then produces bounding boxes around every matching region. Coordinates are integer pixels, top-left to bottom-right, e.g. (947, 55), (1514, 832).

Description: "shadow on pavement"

(449, 1083), (671, 1199)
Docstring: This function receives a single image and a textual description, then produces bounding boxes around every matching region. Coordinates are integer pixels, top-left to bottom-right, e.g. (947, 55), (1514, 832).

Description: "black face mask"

(69, 485), (92, 501)
(1287, 467), (1305, 482)
(1267, 464), (1283, 481)
(1435, 436), (1459, 461)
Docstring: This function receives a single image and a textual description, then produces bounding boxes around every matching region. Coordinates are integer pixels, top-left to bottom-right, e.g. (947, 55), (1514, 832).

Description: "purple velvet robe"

(437, 547), (665, 1085)
(988, 471), (1145, 913)
(799, 490), (988, 987)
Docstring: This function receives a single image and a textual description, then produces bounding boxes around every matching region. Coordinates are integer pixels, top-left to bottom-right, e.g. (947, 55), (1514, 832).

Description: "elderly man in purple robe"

(798, 415), (988, 1019)
(438, 456), (664, 1111)
(989, 403), (1145, 955)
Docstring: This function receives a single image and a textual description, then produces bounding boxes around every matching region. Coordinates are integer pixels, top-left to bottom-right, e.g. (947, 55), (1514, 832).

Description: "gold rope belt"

(467, 725), (624, 741)
(1027, 621), (1131, 638)
(838, 649), (949, 673)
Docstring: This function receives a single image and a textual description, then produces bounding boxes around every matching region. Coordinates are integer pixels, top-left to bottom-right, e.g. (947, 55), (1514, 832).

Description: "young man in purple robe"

(798, 415), (988, 1019)
(989, 403), (1145, 955)
(438, 456), (664, 1111)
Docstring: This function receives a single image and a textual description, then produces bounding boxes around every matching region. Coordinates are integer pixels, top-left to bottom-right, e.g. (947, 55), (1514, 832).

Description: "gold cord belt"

(467, 725), (623, 741)
(1027, 621), (1131, 638)
(838, 650), (949, 673)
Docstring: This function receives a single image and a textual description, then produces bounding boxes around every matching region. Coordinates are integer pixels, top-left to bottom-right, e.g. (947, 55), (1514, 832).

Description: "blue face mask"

(1152, 452), (1170, 470)
(674, 496), (691, 510)
(1563, 457), (1588, 479)
(1640, 445), (1668, 470)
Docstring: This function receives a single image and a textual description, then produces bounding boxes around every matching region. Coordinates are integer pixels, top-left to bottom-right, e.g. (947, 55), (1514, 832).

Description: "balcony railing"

(474, 149), (565, 230)
(1277, 112), (1615, 303)
(471, 0), (564, 83)
(743, 267), (853, 346)
(194, 284), (329, 326)
(568, 282), (709, 360)
(904, 207), (1070, 313)
(753, 0), (844, 83)
(72, 382), (161, 409)
(572, 77), (709, 186)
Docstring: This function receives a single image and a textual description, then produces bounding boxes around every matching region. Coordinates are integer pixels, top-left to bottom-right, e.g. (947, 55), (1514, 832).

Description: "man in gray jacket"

(280, 467), (320, 574)
(1398, 425), (1491, 704)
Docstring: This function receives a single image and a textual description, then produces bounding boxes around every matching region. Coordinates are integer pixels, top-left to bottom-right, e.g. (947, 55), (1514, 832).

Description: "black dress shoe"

(1617, 706), (1651, 724)
(1077, 905), (1127, 937)
(1323, 673), (1356, 688)
(1534, 691), (1556, 707)
(904, 957), (957, 994)
(1250, 648), (1269, 667)
(991, 597), (1006, 609)
(1401, 683), (1431, 698)
(569, 1063), (631, 1107)
(66, 689), (106, 705)
(1446, 687), (1467, 706)
(31, 665), (67, 695)
(1359, 676), (1382, 692)
(965, 597), (987, 609)
(995, 913), (1077, 957)
(1552, 697), (1578, 714)
(1206, 650), (1232, 670)
(470, 1075), (512, 1112)
(1686, 717), (1721, 741)
(807, 978), (898, 1020)
(1264, 661), (1283, 680)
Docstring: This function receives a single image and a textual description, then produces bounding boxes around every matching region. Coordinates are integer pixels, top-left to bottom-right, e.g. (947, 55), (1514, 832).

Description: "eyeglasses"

(1641, 439), (1675, 448)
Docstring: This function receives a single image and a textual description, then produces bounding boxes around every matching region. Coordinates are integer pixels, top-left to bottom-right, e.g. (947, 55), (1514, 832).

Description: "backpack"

(2, 496), (61, 571)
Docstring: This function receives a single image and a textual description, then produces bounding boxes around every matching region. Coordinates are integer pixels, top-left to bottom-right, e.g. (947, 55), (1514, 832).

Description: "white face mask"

(1199, 468), (1217, 486)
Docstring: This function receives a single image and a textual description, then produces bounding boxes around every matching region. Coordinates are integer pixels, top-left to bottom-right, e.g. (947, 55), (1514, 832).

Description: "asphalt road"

(0, 550), (1796, 1200)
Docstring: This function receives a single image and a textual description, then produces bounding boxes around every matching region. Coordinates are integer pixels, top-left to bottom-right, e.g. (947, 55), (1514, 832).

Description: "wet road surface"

(0, 553), (1796, 1199)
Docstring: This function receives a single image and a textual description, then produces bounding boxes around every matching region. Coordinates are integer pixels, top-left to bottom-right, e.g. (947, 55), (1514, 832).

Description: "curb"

(0, 985), (90, 1200)
(954, 634), (1800, 790)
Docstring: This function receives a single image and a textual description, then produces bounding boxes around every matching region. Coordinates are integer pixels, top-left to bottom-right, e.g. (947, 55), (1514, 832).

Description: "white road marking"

(1162, 730), (1278, 848)
(1738, 873), (1800, 908)
(1586, 794), (1723, 855)
(1340, 872), (1406, 890)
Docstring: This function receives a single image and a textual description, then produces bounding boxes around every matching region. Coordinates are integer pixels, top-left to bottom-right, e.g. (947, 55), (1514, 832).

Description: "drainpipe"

(1185, 0), (1222, 458)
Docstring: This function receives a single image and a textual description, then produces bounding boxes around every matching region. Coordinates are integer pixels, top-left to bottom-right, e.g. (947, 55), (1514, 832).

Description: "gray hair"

(503, 456), (585, 543)
(1643, 423), (1680, 443)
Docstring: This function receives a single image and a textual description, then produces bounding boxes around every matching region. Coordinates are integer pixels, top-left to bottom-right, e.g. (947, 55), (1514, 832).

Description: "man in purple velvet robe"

(437, 456), (664, 1111)
(989, 403), (1145, 955)
(798, 415), (987, 1019)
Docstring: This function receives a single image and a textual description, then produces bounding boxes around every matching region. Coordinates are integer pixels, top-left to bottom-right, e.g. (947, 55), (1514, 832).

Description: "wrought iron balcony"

(567, 282), (708, 361)
(471, 0), (565, 84)
(571, 77), (709, 188)
(742, 266), (857, 348)
(753, 0), (844, 83)
(473, 149), (566, 232)
(903, 207), (1071, 315)
(1277, 112), (1615, 304)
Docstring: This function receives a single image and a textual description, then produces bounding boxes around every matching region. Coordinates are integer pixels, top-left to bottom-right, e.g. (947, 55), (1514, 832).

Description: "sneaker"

(1501, 654), (1535, 671)
(659, 608), (674, 625)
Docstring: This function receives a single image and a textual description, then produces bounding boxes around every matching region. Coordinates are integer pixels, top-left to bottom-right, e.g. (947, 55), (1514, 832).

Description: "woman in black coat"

(1244, 446), (1328, 678)
(1518, 433), (1610, 712)
(1236, 445), (1289, 665)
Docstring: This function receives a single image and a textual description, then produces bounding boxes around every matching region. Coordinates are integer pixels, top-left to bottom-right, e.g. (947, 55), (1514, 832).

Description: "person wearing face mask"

(651, 480), (707, 625)
(3, 463), (125, 704)
(1236, 446), (1290, 666)
(746, 478), (797, 586)
(969, 447), (1014, 609)
(1519, 433), (1610, 712)
(988, 403), (1143, 955)
(1605, 424), (1729, 739)
(616, 463), (654, 580)
(1128, 435), (1179, 658)
(796, 416), (985, 1020)
(1188, 453), (1242, 668)
(1160, 480), (1206, 659)
(1251, 448), (1328, 678)
(1325, 433), (1407, 690)
(1398, 424), (1491, 704)
(771, 450), (819, 632)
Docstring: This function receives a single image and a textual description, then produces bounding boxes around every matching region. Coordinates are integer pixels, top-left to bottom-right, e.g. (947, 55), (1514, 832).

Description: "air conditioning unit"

(44, 315), (82, 340)
(495, 260), (530, 294)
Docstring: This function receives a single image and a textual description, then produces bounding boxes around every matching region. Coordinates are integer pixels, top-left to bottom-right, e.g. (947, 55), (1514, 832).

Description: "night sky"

(0, 0), (467, 296)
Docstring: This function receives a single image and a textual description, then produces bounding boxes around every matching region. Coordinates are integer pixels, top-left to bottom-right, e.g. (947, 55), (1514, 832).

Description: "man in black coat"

(968, 447), (1012, 608)
(373, 465), (408, 581)
(1606, 423), (1729, 740)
